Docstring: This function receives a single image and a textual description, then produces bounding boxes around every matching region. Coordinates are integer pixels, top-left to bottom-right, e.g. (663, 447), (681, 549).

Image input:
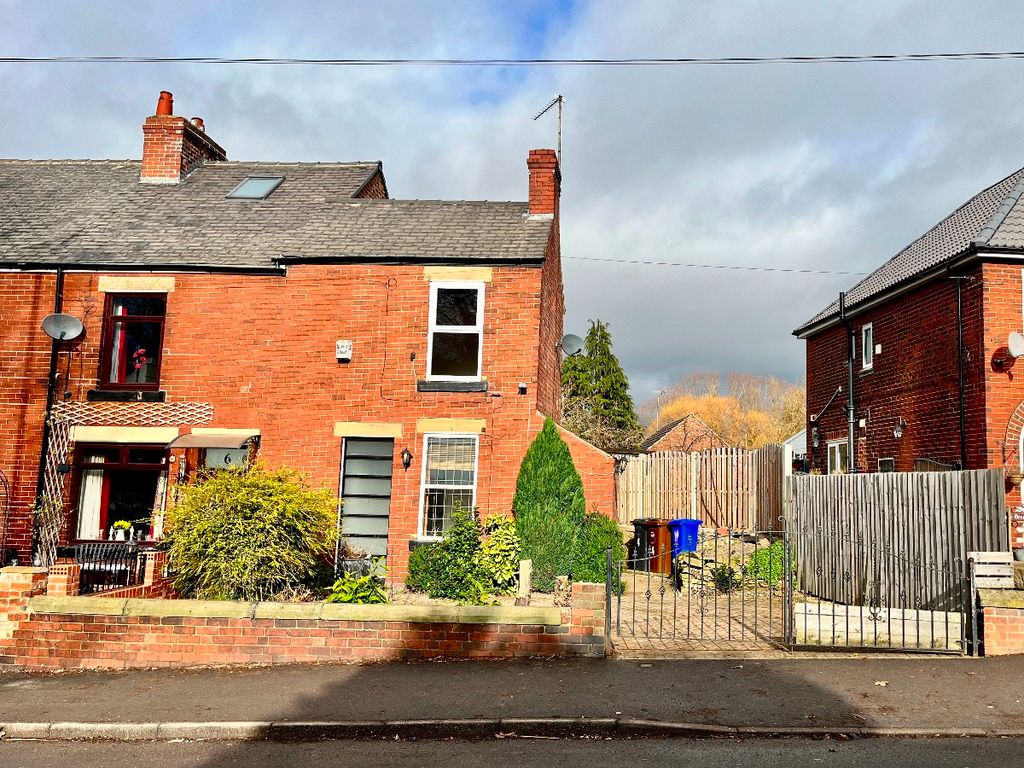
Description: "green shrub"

(571, 512), (626, 590)
(405, 504), (490, 604)
(405, 543), (437, 593)
(165, 465), (338, 601)
(711, 563), (741, 593)
(744, 540), (789, 585)
(513, 418), (586, 592)
(474, 514), (521, 595)
(326, 558), (388, 604)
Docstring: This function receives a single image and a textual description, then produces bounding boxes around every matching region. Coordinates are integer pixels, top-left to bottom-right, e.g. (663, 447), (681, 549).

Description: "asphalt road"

(2, 737), (1022, 767)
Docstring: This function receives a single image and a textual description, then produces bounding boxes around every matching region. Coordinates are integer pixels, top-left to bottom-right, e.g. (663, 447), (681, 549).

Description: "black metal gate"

(608, 530), (792, 653)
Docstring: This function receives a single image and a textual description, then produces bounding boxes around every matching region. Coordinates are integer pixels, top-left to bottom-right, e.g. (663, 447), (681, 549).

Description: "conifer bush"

(513, 418), (586, 591)
(572, 511), (626, 588)
(165, 465), (337, 601)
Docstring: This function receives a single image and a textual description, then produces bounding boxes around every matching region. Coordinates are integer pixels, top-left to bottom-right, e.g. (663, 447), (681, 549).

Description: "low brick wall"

(979, 589), (1024, 656)
(0, 567), (606, 669)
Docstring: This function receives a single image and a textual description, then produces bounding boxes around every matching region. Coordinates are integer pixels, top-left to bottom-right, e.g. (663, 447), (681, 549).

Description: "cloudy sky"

(4, 1), (1024, 409)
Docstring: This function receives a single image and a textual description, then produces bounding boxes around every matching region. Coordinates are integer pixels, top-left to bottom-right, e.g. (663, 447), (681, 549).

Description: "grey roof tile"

(795, 165), (1024, 335)
(0, 160), (551, 269)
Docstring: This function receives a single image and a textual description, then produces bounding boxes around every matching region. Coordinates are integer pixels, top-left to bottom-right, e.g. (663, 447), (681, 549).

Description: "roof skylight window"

(227, 176), (284, 200)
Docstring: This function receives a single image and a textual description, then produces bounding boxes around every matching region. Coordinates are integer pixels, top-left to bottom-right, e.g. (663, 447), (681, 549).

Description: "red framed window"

(99, 294), (167, 390)
(72, 444), (168, 541)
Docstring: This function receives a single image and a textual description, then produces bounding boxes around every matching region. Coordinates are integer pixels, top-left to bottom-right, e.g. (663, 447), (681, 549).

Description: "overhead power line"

(2, 51), (1024, 67)
(564, 255), (867, 276)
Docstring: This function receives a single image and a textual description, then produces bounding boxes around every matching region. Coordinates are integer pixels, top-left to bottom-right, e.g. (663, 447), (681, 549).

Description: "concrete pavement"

(1, 656), (1022, 739)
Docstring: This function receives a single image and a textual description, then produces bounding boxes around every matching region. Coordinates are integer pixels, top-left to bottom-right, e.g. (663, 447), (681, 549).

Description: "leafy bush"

(474, 514), (521, 595)
(405, 504), (490, 604)
(165, 465), (338, 601)
(326, 558), (388, 604)
(744, 540), (789, 585)
(711, 563), (741, 593)
(513, 418), (586, 591)
(571, 511), (626, 590)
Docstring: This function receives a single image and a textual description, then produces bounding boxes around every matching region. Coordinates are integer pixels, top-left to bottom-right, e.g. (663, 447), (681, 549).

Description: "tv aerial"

(41, 313), (84, 341)
(533, 94), (563, 161)
(1009, 332), (1024, 358)
(559, 333), (584, 356)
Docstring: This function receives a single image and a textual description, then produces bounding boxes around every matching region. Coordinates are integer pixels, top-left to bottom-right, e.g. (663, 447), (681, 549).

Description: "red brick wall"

(557, 424), (616, 516)
(0, 259), (591, 578)
(0, 572), (606, 669)
(982, 605), (1024, 656)
(354, 169), (388, 199)
(804, 264), (987, 474)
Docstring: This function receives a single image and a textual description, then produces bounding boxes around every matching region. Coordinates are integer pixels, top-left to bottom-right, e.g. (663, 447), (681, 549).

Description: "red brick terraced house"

(0, 91), (614, 580)
(794, 164), (1024, 550)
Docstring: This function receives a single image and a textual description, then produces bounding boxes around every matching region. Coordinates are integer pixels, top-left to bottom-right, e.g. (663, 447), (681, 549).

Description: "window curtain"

(151, 471), (168, 540)
(76, 454), (106, 540)
(109, 299), (126, 383)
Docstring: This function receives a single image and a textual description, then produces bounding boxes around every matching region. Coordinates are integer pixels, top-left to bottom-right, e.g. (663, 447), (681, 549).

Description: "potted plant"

(111, 520), (131, 541)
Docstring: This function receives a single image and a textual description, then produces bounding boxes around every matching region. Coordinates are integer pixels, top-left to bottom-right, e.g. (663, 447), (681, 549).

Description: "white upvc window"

(418, 434), (479, 538)
(861, 323), (874, 370)
(426, 281), (485, 380)
(827, 440), (849, 474)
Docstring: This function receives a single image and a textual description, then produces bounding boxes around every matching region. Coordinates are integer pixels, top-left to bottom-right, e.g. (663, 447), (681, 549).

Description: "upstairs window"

(227, 176), (284, 199)
(100, 295), (166, 390)
(861, 323), (874, 370)
(427, 282), (484, 380)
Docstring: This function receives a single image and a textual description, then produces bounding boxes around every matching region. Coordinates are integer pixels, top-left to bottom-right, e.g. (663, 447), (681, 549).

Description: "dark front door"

(340, 438), (394, 558)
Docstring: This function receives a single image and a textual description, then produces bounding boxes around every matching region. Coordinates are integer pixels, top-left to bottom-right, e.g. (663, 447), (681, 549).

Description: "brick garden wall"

(0, 568), (606, 669)
(982, 606), (1024, 656)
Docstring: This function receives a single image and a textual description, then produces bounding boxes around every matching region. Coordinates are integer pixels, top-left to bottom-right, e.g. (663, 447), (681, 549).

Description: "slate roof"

(0, 160), (552, 270)
(640, 414), (725, 452)
(795, 166), (1024, 336)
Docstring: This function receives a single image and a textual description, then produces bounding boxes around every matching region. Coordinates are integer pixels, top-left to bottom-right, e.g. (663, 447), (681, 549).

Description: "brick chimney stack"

(140, 91), (226, 184)
(527, 148), (560, 217)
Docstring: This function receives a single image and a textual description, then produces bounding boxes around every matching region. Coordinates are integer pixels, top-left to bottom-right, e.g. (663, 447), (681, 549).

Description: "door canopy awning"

(167, 430), (259, 450)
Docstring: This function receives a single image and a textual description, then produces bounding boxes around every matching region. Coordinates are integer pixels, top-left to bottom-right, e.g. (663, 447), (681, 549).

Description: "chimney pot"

(156, 91), (174, 116)
(191, 117), (205, 132)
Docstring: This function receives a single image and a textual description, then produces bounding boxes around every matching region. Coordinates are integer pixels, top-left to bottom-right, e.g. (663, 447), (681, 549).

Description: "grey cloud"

(3, 0), (1024, 404)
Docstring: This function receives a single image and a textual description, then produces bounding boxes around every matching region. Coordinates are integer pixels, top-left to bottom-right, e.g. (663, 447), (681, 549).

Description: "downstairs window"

(419, 434), (478, 537)
(74, 445), (168, 541)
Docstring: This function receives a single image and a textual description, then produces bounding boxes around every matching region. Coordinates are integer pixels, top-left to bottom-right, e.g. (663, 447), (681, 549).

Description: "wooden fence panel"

(615, 445), (790, 530)
(788, 469), (1008, 610)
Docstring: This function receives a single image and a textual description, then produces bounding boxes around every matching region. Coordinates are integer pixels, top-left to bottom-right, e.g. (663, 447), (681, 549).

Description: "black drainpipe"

(32, 266), (65, 563)
(955, 274), (968, 469)
(838, 292), (856, 472)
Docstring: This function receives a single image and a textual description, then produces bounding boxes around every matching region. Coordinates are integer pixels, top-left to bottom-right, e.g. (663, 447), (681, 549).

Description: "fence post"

(604, 547), (613, 645)
(689, 452), (698, 520)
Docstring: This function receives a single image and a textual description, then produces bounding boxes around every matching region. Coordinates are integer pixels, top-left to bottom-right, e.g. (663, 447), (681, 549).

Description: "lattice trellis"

(53, 401), (214, 427)
(36, 416), (72, 568)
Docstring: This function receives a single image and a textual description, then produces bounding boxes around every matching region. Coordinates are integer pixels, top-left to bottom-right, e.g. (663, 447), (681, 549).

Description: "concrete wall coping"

(26, 596), (563, 625)
(978, 588), (1024, 609)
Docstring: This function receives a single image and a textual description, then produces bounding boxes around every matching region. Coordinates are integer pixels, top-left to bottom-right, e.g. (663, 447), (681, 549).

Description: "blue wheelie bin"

(667, 518), (702, 559)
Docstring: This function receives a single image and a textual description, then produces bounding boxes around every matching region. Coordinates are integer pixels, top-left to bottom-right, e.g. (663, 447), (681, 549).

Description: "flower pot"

(1013, 548), (1024, 563)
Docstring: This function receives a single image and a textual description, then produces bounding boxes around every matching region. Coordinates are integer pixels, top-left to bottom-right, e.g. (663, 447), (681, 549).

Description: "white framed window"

(427, 281), (485, 380)
(878, 457), (895, 473)
(418, 434), (479, 538)
(827, 440), (849, 474)
(861, 323), (874, 370)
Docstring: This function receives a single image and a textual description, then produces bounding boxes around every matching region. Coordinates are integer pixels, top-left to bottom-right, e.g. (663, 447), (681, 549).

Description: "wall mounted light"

(400, 447), (414, 470)
(893, 417), (907, 440)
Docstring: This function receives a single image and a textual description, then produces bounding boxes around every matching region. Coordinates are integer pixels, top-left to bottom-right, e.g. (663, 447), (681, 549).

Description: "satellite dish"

(1010, 332), (1024, 358)
(560, 333), (584, 356)
(41, 313), (84, 341)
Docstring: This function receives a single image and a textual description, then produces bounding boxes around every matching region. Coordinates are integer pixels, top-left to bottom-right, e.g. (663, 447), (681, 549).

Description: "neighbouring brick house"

(0, 91), (614, 580)
(794, 164), (1024, 549)
(639, 414), (728, 453)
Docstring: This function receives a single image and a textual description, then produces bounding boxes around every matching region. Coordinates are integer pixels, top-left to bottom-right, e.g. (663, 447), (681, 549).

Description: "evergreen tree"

(512, 418), (586, 592)
(560, 319), (641, 453)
